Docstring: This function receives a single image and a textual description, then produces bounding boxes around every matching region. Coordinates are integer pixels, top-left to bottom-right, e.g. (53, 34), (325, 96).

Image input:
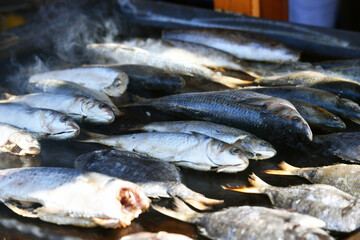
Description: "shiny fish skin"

(153, 198), (333, 240)
(0, 102), (80, 140)
(29, 67), (129, 97)
(0, 167), (149, 228)
(75, 149), (223, 210)
(123, 90), (312, 143)
(78, 131), (249, 173)
(132, 120), (276, 160)
(162, 28), (300, 62)
(4, 93), (115, 124)
(266, 162), (360, 197)
(227, 174), (360, 232)
(0, 123), (40, 156)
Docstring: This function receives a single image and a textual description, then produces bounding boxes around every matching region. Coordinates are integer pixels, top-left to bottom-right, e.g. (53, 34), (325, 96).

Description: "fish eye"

(99, 103), (106, 109)
(113, 79), (122, 87)
(230, 147), (241, 155)
(291, 116), (301, 122)
(60, 116), (69, 123)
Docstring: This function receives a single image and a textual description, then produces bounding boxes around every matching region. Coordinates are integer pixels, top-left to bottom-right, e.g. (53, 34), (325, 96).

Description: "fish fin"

(151, 197), (197, 222)
(183, 197), (223, 211)
(221, 185), (261, 193)
(4, 201), (41, 218)
(248, 173), (270, 191)
(4, 93), (16, 99)
(264, 162), (298, 175)
(212, 75), (253, 88)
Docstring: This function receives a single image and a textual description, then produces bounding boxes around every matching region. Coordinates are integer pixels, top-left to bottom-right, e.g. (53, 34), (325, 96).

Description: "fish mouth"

(251, 149), (277, 160)
(215, 164), (249, 173)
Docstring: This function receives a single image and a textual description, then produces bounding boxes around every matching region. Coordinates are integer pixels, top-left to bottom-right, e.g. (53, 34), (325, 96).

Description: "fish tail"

(151, 197), (198, 223)
(183, 197), (223, 211)
(212, 74), (253, 88)
(264, 162), (298, 176)
(4, 93), (16, 99)
(222, 185), (261, 193)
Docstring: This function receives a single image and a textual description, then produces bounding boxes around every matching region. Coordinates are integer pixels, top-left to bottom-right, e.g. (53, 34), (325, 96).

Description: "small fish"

(265, 162), (360, 197)
(77, 131), (249, 173)
(225, 174), (360, 232)
(131, 120), (276, 160)
(162, 28), (301, 62)
(0, 103), (80, 140)
(75, 149), (223, 210)
(0, 123), (40, 156)
(312, 132), (360, 163)
(153, 198), (333, 240)
(120, 231), (193, 240)
(27, 79), (123, 116)
(0, 167), (149, 228)
(4, 93), (115, 124)
(29, 67), (129, 97)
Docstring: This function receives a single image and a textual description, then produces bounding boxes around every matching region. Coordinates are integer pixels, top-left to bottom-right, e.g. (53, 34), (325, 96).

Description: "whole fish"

(0, 123), (40, 156)
(85, 43), (251, 88)
(122, 90), (313, 143)
(162, 28), (301, 62)
(0, 167), (149, 228)
(28, 67), (129, 97)
(289, 100), (346, 133)
(75, 149), (223, 210)
(4, 93), (115, 124)
(312, 132), (360, 163)
(78, 131), (249, 173)
(244, 86), (360, 124)
(0, 103), (80, 140)
(131, 120), (276, 160)
(153, 198), (333, 240)
(120, 231), (193, 240)
(265, 162), (360, 197)
(225, 174), (360, 232)
(27, 79), (123, 116)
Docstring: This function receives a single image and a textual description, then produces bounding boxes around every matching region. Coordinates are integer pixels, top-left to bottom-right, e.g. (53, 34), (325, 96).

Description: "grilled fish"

(78, 131), (249, 173)
(120, 231), (193, 240)
(131, 120), (276, 160)
(153, 198), (333, 240)
(265, 162), (360, 197)
(28, 67), (129, 97)
(225, 174), (360, 232)
(162, 28), (300, 62)
(75, 149), (223, 210)
(0, 103), (80, 140)
(0, 167), (149, 228)
(4, 93), (115, 124)
(0, 123), (40, 156)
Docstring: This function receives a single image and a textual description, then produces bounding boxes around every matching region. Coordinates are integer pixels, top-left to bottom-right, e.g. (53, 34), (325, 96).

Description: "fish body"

(78, 131), (249, 173)
(132, 120), (276, 160)
(153, 198), (333, 240)
(28, 67), (129, 97)
(0, 167), (149, 228)
(75, 149), (223, 210)
(4, 93), (115, 124)
(0, 123), (40, 156)
(266, 162), (360, 198)
(27, 79), (122, 116)
(162, 28), (300, 62)
(227, 174), (360, 232)
(0, 103), (80, 140)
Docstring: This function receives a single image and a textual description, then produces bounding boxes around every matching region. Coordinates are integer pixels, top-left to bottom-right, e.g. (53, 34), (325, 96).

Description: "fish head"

(206, 139), (249, 173)
(338, 98), (360, 124)
(103, 72), (129, 97)
(79, 97), (115, 124)
(40, 111), (80, 139)
(235, 137), (276, 160)
(7, 132), (41, 156)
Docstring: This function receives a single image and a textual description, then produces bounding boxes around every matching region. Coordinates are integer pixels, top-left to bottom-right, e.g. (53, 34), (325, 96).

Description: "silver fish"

(4, 93), (115, 124)
(0, 167), (149, 228)
(120, 231), (193, 240)
(0, 103), (80, 140)
(162, 28), (301, 62)
(29, 67), (129, 97)
(78, 131), (249, 173)
(75, 149), (223, 210)
(132, 120), (276, 160)
(153, 198), (332, 240)
(0, 123), (40, 156)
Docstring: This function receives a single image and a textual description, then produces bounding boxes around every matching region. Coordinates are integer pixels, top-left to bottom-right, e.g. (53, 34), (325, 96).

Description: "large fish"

(162, 28), (301, 63)
(28, 67), (129, 97)
(131, 120), (276, 160)
(0, 167), (149, 228)
(4, 93), (115, 124)
(153, 198), (333, 240)
(75, 149), (223, 210)
(0, 123), (40, 156)
(225, 174), (360, 232)
(122, 90), (313, 143)
(265, 162), (360, 198)
(27, 79), (123, 116)
(78, 131), (249, 173)
(0, 103), (80, 140)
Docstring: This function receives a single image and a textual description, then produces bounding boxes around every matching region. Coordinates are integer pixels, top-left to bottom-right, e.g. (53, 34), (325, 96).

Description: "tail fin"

(4, 93), (16, 99)
(223, 173), (270, 194)
(265, 162), (299, 176)
(151, 197), (198, 223)
(212, 75), (253, 88)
